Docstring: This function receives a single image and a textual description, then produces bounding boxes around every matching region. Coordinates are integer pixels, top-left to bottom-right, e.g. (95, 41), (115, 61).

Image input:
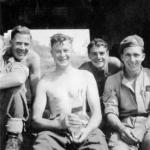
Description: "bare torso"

(43, 68), (88, 116)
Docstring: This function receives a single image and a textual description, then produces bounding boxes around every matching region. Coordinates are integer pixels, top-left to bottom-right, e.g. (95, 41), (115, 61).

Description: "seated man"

(0, 26), (40, 150)
(103, 35), (150, 150)
(32, 33), (109, 150)
(80, 38), (122, 130)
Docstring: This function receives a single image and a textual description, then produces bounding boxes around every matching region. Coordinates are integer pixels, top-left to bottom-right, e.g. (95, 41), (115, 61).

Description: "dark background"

(0, 0), (150, 66)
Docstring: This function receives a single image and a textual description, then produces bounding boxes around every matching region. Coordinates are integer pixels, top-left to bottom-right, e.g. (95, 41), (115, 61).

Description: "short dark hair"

(87, 38), (108, 54)
(11, 25), (32, 40)
(50, 33), (73, 47)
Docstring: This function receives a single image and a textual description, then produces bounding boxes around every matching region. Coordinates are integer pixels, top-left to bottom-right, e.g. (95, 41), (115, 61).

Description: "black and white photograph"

(0, 1), (150, 150)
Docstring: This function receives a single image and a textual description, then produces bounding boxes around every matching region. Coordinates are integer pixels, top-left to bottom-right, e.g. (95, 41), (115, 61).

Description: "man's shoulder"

(26, 50), (40, 69)
(143, 67), (150, 76)
(108, 56), (122, 73)
(79, 61), (92, 71)
(108, 56), (121, 66)
(76, 67), (93, 75)
(27, 50), (40, 61)
(106, 71), (122, 85)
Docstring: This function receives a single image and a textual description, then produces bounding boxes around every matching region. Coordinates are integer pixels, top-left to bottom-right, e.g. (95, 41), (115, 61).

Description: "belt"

(120, 113), (149, 119)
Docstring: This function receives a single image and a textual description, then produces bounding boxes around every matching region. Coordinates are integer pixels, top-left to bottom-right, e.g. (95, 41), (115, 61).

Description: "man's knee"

(6, 118), (23, 134)
(108, 132), (138, 150)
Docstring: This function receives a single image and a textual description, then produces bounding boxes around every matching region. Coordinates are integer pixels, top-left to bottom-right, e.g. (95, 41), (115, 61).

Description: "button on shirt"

(103, 68), (150, 118)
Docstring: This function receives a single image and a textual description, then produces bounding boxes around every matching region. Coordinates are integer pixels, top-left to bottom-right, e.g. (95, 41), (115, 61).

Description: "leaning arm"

(0, 63), (29, 89)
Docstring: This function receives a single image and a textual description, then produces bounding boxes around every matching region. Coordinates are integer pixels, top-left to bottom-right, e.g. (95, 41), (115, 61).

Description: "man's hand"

(119, 127), (138, 145)
(58, 113), (83, 129)
(131, 125), (146, 142)
(72, 127), (90, 143)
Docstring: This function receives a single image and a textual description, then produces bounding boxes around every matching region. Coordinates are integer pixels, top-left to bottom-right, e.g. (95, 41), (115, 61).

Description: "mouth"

(94, 60), (104, 64)
(128, 63), (137, 68)
(16, 49), (28, 56)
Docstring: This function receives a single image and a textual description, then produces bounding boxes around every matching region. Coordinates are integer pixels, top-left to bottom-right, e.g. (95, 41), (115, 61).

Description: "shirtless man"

(0, 26), (40, 150)
(32, 33), (108, 150)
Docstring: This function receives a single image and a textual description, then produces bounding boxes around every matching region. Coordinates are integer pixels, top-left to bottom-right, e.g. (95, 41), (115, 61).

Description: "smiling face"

(89, 46), (109, 70)
(10, 33), (31, 61)
(51, 40), (72, 69)
(121, 46), (145, 75)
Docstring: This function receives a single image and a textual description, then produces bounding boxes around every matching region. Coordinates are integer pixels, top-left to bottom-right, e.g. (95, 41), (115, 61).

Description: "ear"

(121, 54), (124, 62)
(106, 50), (109, 55)
(142, 52), (145, 61)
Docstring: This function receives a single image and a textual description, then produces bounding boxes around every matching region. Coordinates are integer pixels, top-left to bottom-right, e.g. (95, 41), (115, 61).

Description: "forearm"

(32, 117), (61, 130)
(107, 113), (125, 132)
(143, 115), (150, 130)
(85, 111), (101, 133)
(0, 74), (25, 89)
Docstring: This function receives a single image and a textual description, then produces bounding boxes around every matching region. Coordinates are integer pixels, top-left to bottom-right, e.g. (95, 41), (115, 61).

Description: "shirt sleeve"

(102, 76), (119, 116)
(11, 62), (29, 79)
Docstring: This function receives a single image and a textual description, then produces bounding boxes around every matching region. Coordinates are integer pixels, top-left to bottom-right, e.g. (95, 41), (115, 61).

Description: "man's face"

(89, 46), (109, 69)
(11, 33), (31, 61)
(51, 40), (72, 68)
(121, 46), (145, 73)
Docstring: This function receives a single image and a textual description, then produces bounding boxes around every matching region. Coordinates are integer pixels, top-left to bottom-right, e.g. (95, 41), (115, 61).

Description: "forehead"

(90, 46), (107, 53)
(52, 40), (72, 50)
(12, 33), (31, 42)
(122, 46), (143, 55)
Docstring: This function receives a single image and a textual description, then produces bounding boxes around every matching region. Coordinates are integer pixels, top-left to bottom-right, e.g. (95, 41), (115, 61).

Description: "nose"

(130, 55), (135, 62)
(20, 44), (26, 50)
(60, 51), (65, 57)
(96, 52), (102, 59)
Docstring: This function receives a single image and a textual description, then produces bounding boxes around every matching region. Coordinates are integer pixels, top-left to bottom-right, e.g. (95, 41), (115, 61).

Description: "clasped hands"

(57, 113), (89, 143)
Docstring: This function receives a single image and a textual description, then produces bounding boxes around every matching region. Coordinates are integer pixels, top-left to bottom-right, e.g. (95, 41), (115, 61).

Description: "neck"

(55, 64), (73, 74)
(124, 68), (142, 80)
(91, 62), (105, 71)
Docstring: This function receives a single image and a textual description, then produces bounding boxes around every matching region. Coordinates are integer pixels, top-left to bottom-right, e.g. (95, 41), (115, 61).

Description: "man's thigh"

(33, 130), (70, 150)
(108, 132), (139, 150)
(79, 128), (108, 150)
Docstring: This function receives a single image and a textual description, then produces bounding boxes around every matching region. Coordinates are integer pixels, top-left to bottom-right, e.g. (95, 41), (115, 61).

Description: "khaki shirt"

(103, 68), (150, 119)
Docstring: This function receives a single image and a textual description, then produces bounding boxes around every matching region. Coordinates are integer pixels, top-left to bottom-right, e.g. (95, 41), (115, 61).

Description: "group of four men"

(0, 25), (150, 150)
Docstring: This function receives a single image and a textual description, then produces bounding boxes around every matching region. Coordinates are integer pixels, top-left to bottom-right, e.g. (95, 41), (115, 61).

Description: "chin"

(94, 63), (104, 68)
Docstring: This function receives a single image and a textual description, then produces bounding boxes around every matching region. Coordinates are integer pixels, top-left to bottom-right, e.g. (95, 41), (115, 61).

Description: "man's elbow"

(32, 115), (40, 129)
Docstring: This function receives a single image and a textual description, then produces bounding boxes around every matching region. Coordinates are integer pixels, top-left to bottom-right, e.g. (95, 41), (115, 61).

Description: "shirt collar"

(121, 67), (143, 87)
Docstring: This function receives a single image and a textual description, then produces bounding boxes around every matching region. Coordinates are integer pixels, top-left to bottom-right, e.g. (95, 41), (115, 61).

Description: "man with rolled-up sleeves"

(103, 35), (150, 150)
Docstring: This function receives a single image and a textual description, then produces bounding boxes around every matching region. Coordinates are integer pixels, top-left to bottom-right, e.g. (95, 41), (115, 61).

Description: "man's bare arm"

(28, 52), (41, 98)
(32, 79), (62, 130)
(86, 71), (101, 132)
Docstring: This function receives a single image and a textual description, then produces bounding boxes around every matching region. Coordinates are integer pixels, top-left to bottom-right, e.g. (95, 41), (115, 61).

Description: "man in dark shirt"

(80, 38), (122, 96)
(80, 38), (122, 132)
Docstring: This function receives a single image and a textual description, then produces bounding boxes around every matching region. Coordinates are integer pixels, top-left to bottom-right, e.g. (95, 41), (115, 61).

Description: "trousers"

(33, 128), (109, 150)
